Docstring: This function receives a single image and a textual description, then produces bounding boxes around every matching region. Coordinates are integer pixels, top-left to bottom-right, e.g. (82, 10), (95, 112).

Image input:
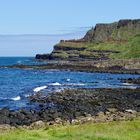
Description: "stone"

(71, 119), (81, 125)
(125, 109), (137, 114)
(30, 121), (45, 129)
(0, 124), (15, 131)
(107, 108), (118, 113)
(55, 118), (63, 124)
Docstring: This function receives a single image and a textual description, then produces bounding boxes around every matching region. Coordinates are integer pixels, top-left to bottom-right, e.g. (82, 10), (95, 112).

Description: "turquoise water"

(0, 57), (140, 110)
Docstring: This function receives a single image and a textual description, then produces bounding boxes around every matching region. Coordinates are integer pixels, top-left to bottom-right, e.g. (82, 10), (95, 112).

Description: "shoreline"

(1, 61), (140, 74)
(0, 88), (140, 127)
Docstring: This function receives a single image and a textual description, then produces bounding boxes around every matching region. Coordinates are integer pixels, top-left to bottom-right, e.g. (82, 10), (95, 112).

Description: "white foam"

(122, 83), (134, 86)
(49, 82), (61, 86)
(76, 83), (85, 86)
(24, 94), (30, 97)
(63, 83), (85, 86)
(54, 89), (63, 93)
(125, 86), (137, 89)
(66, 78), (71, 82)
(33, 86), (48, 92)
(122, 83), (138, 89)
(17, 61), (22, 64)
(11, 96), (21, 101)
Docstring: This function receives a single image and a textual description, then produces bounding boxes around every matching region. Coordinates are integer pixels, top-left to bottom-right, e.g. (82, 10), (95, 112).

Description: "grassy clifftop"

(51, 34), (140, 60)
(83, 19), (140, 42)
(36, 19), (140, 60)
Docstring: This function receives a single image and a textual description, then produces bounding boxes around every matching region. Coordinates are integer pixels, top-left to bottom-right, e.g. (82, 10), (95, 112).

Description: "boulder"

(30, 121), (46, 129)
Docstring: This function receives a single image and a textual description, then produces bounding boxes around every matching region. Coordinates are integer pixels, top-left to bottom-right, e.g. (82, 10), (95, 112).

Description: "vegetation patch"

(54, 34), (140, 59)
(0, 120), (140, 140)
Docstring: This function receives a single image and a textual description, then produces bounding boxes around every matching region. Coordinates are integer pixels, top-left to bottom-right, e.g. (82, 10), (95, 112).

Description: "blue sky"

(0, 0), (140, 34)
(0, 0), (139, 56)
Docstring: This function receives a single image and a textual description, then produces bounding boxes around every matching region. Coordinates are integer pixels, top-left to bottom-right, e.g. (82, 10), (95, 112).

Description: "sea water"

(0, 57), (140, 110)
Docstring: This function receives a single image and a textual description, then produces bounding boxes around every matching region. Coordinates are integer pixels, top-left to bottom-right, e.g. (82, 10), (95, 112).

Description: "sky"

(0, 0), (140, 56)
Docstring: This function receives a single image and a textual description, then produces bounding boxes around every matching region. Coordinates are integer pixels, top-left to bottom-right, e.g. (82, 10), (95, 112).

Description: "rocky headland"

(33, 19), (140, 73)
(36, 19), (140, 61)
(1, 19), (140, 74)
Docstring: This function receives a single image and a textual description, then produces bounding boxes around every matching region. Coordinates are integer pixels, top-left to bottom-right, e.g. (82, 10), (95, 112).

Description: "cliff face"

(83, 19), (140, 42)
(36, 19), (140, 60)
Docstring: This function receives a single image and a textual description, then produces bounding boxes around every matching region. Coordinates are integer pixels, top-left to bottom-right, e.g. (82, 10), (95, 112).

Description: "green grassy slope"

(1, 120), (140, 140)
(53, 34), (140, 59)
(87, 34), (140, 59)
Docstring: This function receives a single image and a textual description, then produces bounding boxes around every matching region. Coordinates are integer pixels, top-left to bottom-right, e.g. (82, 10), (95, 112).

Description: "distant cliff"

(36, 19), (140, 60)
(83, 19), (140, 42)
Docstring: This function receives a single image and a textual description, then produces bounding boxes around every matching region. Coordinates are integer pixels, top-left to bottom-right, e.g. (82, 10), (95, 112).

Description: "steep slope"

(36, 19), (140, 60)
(83, 19), (140, 42)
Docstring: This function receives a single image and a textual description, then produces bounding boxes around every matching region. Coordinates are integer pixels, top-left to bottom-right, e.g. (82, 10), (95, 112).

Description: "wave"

(24, 94), (30, 97)
(48, 82), (85, 86)
(122, 83), (134, 86)
(54, 89), (64, 93)
(17, 60), (22, 64)
(11, 96), (21, 101)
(63, 83), (86, 86)
(49, 82), (61, 86)
(66, 78), (71, 82)
(33, 85), (48, 92)
(122, 86), (137, 89)
(122, 83), (138, 89)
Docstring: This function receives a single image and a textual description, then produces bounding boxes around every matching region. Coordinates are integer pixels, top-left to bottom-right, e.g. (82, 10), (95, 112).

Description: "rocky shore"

(1, 58), (140, 74)
(0, 88), (140, 128)
(121, 77), (140, 84)
(0, 19), (140, 130)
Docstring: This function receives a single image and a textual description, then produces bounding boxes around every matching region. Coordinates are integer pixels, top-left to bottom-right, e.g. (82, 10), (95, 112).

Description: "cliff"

(36, 19), (140, 60)
(83, 19), (140, 42)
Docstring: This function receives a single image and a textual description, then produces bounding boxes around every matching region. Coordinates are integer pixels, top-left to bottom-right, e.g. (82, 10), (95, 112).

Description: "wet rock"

(121, 78), (140, 85)
(36, 54), (51, 60)
(0, 108), (10, 116)
(0, 88), (140, 126)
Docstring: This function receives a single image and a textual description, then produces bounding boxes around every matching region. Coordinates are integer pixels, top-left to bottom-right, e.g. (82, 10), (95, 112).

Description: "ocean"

(0, 57), (140, 110)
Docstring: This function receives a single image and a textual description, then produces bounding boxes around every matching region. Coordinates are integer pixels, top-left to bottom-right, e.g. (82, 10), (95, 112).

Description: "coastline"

(0, 88), (140, 128)
(0, 58), (140, 128)
(1, 58), (140, 74)
(0, 19), (140, 136)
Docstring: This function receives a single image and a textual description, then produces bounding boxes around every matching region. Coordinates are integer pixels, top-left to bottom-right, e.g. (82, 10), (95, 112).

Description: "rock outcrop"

(83, 19), (140, 42)
(0, 88), (140, 126)
(36, 19), (140, 60)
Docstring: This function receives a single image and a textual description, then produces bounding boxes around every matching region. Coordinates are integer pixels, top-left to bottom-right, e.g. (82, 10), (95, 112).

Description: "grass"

(54, 34), (140, 59)
(55, 41), (86, 48)
(0, 120), (140, 140)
